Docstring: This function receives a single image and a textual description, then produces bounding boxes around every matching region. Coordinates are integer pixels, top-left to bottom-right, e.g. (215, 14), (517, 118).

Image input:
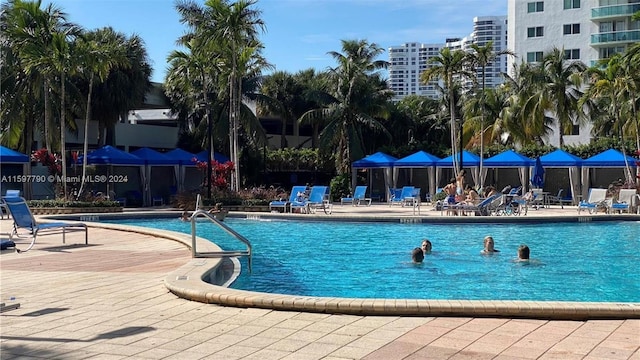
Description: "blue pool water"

(106, 218), (640, 302)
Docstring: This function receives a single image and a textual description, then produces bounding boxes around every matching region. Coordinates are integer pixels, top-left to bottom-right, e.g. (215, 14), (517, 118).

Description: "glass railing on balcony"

(592, 4), (640, 19)
(591, 30), (640, 44)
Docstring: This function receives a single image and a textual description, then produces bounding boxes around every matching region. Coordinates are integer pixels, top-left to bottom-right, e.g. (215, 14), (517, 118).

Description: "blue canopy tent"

(131, 148), (176, 206)
(195, 150), (230, 163)
(77, 145), (145, 206)
(394, 151), (440, 197)
(164, 148), (200, 192)
(0, 145), (30, 198)
(435, 151), (480, 190)
(482, 150), (534, 192)
(581, 149), (637, 200)
(351, 152), (398, 201)
(539, 149), (583, 205)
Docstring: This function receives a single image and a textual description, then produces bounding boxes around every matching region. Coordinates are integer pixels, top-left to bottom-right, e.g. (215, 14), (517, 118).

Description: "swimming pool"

(105, 217), (640, 303)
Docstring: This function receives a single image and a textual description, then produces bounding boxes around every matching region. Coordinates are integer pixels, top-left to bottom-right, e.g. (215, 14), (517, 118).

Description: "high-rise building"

(388, 15), (508, 102)
(507, 0), (640, 146)
(388, 42), (444, 101)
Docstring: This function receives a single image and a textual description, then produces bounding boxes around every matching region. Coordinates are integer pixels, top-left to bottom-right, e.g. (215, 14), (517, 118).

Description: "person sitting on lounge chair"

(463, 185), (480, 206)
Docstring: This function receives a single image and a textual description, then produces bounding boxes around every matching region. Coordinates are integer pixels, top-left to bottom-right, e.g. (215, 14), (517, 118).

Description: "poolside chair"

(1, 189), (21, 220)
(547, 189), (573, 208)
(292, 186), (332, 214)
(3, 197), (88, 253)
(577, 188), (608, 214)
(609, 189), (636, 214)
(269, 185), (307, 212)
(341, 185), (371, 206)
(389, 186), (415, 206)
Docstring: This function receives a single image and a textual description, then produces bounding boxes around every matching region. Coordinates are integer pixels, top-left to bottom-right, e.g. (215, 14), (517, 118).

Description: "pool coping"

(42, 211), (640, 320)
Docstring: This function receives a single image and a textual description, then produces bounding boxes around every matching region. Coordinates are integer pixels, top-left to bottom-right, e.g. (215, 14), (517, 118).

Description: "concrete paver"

(1, 205), (639, 359)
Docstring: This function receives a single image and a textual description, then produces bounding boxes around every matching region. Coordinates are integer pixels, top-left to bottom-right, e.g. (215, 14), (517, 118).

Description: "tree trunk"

(60, 73), (68, 200)
(43, 80), (51, 151)
(78, 75), (94, 199)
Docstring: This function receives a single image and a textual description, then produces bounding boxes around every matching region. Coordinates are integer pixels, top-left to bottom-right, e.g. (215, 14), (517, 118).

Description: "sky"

(43, 0), (508, 83)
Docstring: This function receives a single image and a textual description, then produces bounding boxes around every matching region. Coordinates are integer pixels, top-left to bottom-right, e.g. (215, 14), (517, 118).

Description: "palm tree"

(75, 27), (129, 199)
(299, 39), (391, 175)
(258, 71), (301, 148)
(420, 47), (473, 174)
(526, 47), (587, 147)
(467, 41), (514, 187)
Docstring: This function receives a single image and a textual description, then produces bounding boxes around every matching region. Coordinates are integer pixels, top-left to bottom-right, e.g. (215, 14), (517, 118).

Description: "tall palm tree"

(420, 47), (473, 174)
(467, 41), (514, 187)
(258, 71), (300, 148)
(526, 47), (587, 147)
(175, 0), (266, 191)
(75, 27), (129, 199)
(300, 39), (391, 175)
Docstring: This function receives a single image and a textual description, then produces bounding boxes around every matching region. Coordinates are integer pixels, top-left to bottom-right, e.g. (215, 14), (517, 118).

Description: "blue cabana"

(394, 151), (440, 196)
(581, 149), (637, 200)
(435, 151), (481, 189)
(0, 145), (29, 163)
(540, 149), (583, 204)
(77, 146), (144, 205)
(164, 148), (201, 192)
(165, 148), (198, 165)
(351, 152), (398, 201)
(195, 150), (230, 163)
(482, 150), (534, 192)
(0, 146), (30, 198)
(131, 148), (176, 206)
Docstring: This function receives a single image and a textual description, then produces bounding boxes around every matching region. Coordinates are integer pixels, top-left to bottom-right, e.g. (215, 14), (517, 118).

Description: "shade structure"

(481, 150), (534, 192)
(195, 150), (230, 163)
(131, 148), (176, 206)
(435, 151), (480, 189)
(351, 152), (398, 201)
(76, 146), (144, 205)
(164, 148), (201, 192)
(581, 149), (637, 200)
(0, 146), (30, 198)
(394, 151), (440, 196)
(540, 149), (583, 204)
(0, 145), (29, 163)
(77, 145), (144, 165)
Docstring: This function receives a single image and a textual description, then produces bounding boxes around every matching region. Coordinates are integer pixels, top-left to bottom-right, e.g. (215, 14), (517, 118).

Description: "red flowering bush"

(31, 148), (62, 176)
(194, 158), (235, 190)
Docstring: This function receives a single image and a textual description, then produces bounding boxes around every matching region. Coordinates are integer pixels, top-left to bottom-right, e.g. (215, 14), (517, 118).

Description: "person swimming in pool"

(411, 247), (424, 263)
(481, 236), (500, 254)
(517, 244), (530, 261)
(179, 210), (190, 221)
(421, 239), (432, 255)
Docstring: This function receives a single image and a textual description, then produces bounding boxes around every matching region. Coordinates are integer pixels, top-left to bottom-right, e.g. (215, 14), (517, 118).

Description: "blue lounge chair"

(389, 186), (414, 206)
(609, 189), (636, 214)
(341, 186), (371, 206)
(577, 188), (608, 214)
(1, 189), (21, 220)
(269, 185), (307, 212)
(291, 186), (332, 214)
(3, 197), (88, 253)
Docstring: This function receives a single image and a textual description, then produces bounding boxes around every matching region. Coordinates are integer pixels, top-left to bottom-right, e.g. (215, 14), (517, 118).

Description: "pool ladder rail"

(189, 196), (252, 272)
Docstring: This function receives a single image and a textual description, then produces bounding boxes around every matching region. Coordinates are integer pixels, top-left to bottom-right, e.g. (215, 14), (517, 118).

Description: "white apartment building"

(388, 16), (508, 102)
(507, 0), (640, 146)
(388, 42), (444, 101)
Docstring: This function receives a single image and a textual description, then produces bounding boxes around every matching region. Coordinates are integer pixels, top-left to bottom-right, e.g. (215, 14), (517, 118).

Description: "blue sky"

(44, 0), (508, 83)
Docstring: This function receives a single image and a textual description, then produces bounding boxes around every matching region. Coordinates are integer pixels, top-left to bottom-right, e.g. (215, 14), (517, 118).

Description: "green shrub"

(27, 200), (121, 208)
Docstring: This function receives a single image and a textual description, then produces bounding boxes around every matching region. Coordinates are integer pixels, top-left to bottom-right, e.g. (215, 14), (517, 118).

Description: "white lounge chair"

(609, 189), (637, 214)
(577, 188), (608, 214)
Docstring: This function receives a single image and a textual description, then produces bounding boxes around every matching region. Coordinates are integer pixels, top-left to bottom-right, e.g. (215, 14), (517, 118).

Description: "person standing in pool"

(481, 236), (500, 254)
(411, 247), (424, 263)
(421, 239), (432, 255)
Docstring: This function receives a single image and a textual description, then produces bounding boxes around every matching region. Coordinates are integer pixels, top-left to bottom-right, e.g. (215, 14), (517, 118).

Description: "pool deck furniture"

(340, 185), (371, 206)
(578, 188), (608, 214)
(268, 185), (307, 213)
(3, 196), (88, 252)
(609, 188), (637, 214)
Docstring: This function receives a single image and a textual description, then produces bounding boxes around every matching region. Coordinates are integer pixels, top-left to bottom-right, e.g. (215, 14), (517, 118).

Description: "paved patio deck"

(1, 204), (639, 359)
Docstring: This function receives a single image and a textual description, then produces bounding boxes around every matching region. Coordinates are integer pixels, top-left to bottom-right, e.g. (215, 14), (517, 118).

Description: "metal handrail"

(189, 197), (252, 272)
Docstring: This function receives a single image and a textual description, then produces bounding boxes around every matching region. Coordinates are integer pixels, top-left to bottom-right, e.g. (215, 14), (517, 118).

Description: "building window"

(527, 26), (544, 38)
(571, 124), (580, 135)
(564, 0), (580, 9)
(527, 1), (544, 13)
(526, 51), (543, 62)
(564, 49), (580, 60)
(563, 23), (580, 35)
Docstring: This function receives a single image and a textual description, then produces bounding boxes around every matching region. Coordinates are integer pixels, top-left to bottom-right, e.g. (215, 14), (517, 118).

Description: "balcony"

(591, 30), (640, 45)
(591, 4), (640, 19)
